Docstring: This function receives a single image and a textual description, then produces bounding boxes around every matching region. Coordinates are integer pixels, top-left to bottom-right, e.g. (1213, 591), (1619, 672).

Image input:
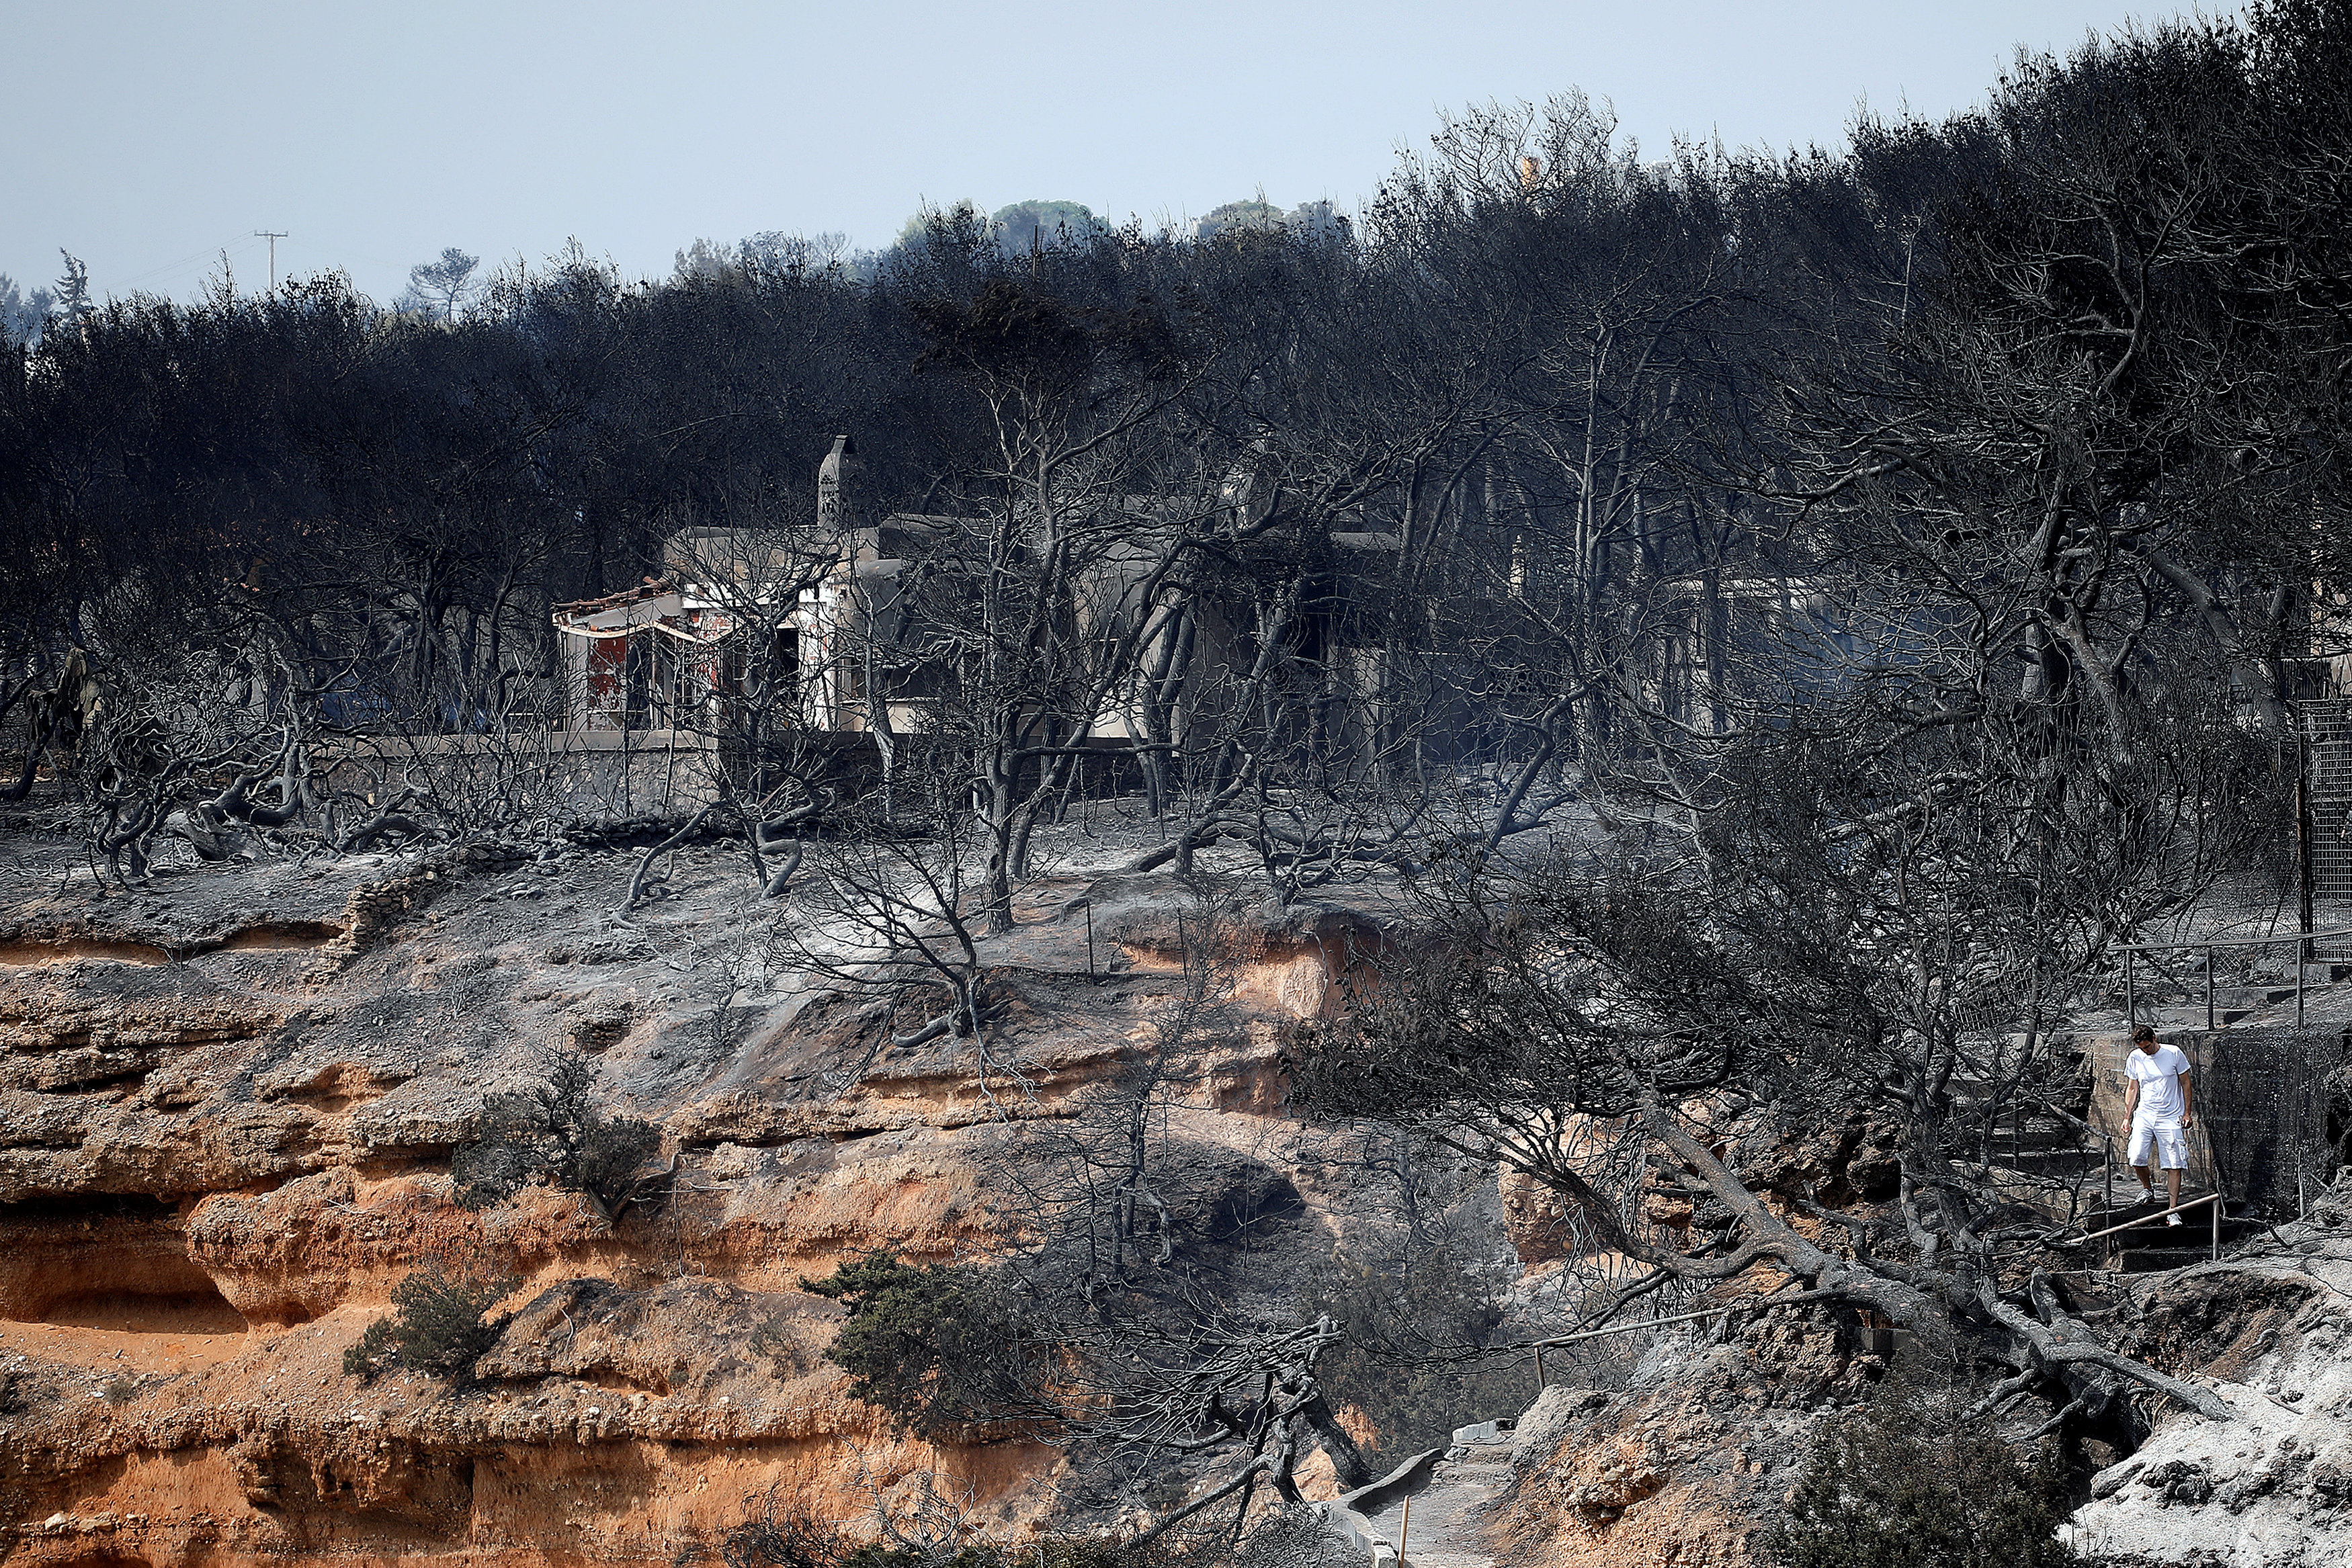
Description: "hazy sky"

(6, 0), (2206, 308)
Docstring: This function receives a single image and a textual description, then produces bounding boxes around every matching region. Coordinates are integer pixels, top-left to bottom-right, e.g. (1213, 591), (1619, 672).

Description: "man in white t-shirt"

(2123, 1023), (2196, 1225)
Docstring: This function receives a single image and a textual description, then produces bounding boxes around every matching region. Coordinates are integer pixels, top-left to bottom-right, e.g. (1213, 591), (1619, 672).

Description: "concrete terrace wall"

(2087, 1026), (2351, 1213)
(317, 731), (723, 824)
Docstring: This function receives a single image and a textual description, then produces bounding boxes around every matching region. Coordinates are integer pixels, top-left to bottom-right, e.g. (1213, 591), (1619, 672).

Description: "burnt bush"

(1311, 1244), (1536, 1456)
(1767, 1375), (2089, 1568)
(724, 1504), (855, 1568)
(723, 1496), (1220, 1568)
(1232, 1504), (1359, 1568)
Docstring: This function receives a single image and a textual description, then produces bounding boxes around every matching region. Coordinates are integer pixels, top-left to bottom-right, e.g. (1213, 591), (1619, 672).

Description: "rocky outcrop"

(1483, 1225), (2352, 1567)
(0, 1279), (1062, 1567)
(1490, 1295), (1885, 1568)
(9, 826), (2348, 1568)
(0, 832), (1362, 1566)
(2063, 1218), (2352, 1565)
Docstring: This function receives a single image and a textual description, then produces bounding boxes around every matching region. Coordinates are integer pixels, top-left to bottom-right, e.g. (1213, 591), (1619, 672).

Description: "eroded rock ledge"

(0, 835), (1352, 1565)
(4, 830), (2348, 1568)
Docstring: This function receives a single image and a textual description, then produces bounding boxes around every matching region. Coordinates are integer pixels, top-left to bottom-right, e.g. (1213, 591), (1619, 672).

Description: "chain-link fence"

(2197, 1023), (2351, 1217)
(2300, 699), (2352, 962)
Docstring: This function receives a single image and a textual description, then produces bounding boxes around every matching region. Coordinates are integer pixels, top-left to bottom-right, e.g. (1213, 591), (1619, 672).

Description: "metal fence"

(2301, 699), (2352, 961)
(2197, 1025), (2350, 1216)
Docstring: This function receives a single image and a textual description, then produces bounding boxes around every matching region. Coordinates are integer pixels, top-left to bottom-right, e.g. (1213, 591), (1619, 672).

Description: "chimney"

(817, 435), (866, 541)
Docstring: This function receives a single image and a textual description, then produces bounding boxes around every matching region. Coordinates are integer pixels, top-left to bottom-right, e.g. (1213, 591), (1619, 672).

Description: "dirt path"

(1357, 1433), (1514, 1568)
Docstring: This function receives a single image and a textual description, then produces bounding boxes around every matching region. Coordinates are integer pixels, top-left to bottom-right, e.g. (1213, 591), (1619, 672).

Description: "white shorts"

(2129, 1118), (2187, 1170)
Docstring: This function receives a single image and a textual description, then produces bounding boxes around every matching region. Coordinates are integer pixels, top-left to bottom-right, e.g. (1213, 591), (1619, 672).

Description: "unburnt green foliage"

(342, 1268), (519, 1385)
(801, 1250), (1042, 1440)
(450, 1047), (660, 1218)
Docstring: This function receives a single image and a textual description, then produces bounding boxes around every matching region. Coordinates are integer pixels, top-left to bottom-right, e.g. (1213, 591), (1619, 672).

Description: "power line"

(109, 231), (262, 290)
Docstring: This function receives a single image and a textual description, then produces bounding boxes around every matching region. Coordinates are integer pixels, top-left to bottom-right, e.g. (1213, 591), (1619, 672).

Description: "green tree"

(1192, 200), (1284, 241)
(399, 247), (481, 320)
(895, 200), (988, 249)
(993, 200), (1102, 251)
(802, 1250), (1044, 1440)
(342, 1266), (518, 1384)
(50, 251), (90, 324)
(450, 1045), (660, 1220)
(0, 274), (53, 345)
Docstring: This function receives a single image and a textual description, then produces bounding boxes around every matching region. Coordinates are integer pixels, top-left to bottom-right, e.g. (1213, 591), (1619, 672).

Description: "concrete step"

(2115, 1245), (2217, 1273)
(2081, 1201), (2265, 1266)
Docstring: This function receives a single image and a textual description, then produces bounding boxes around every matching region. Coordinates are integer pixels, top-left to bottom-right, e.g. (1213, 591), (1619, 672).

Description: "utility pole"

(254, 231), (287, 292)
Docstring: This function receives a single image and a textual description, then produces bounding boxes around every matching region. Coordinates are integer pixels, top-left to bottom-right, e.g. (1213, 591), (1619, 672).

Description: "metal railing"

(2060, 1189), (2226, 1263)
(2121, 924), (2352, 1030)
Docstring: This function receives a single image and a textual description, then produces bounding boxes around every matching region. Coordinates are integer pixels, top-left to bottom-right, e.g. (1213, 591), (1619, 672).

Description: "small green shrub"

(342, 1267), (519, 1385)
(801, 1250), (1040, 1440)
(100, 1375), (139, 1406)
(450, 1047), (659, 1217)
(1767, 1375), (2089, 1568)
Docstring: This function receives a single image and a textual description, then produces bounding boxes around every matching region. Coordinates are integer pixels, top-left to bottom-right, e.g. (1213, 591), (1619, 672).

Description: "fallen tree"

(1294, 720), (2268, 1452)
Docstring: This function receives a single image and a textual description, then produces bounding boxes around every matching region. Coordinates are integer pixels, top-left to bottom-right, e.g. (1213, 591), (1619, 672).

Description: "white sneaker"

(2166, 1211), (2183, 1227)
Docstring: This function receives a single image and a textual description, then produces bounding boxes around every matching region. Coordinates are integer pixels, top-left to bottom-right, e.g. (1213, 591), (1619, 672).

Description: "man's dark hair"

(2132, 1024), (2156, 1043)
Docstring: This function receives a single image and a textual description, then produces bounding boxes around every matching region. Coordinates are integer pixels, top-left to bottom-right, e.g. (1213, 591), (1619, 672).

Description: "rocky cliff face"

(5, 822), (2349, 1568)
(0, 826), (1367, 1567)
(1483, 1205), (2352, 1568)
(2059, 1209), (2352, 1566)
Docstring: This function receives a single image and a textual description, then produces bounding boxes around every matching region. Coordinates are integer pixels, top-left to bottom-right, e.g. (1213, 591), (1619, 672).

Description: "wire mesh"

(2302, 700), (2352, 961)
(2196, 1024), (2351, 1216)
